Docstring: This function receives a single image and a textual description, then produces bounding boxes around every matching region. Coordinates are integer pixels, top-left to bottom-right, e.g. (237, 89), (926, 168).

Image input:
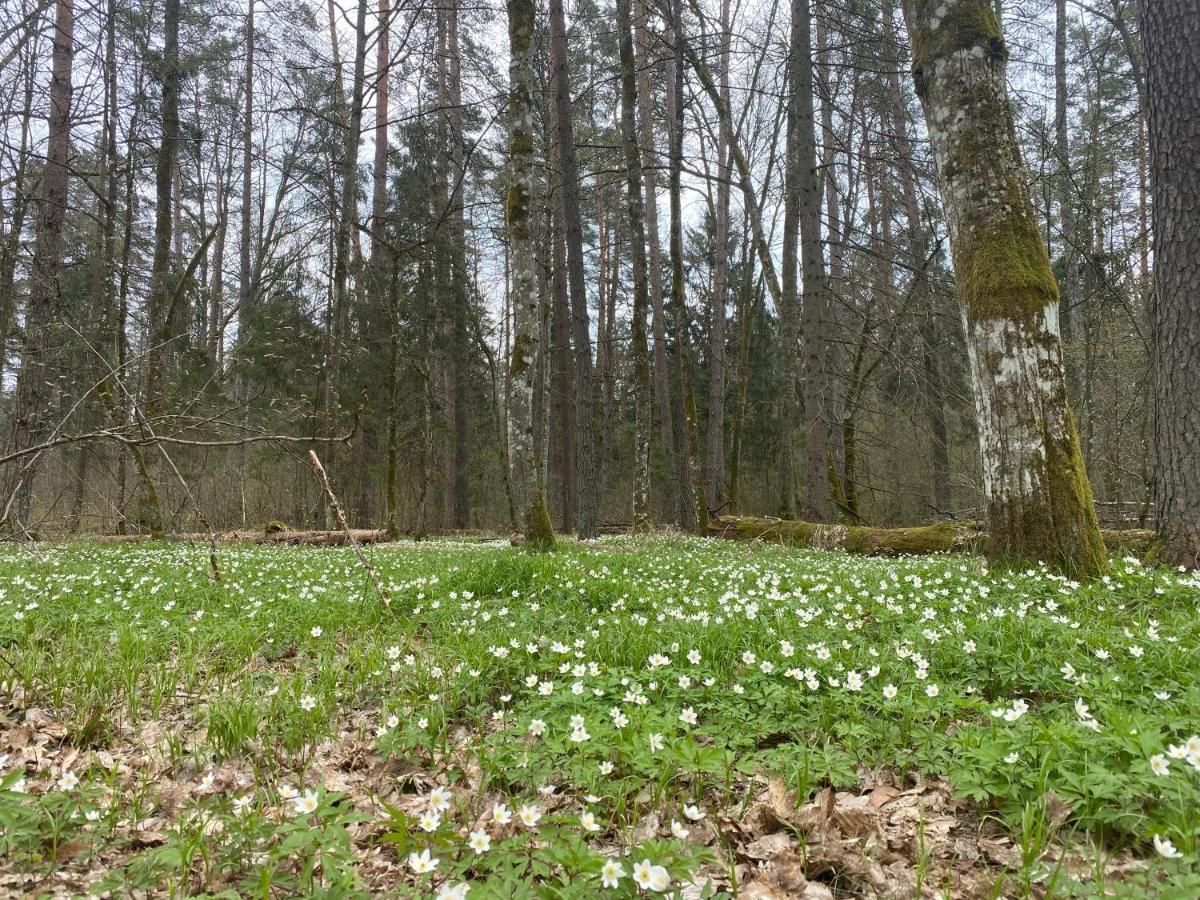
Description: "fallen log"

(707, 515), (1155, 559)
(90, 529), (389, 546)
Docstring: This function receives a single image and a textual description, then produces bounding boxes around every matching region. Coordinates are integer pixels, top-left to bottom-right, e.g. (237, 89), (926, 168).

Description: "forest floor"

(0, 537), (1198, 898)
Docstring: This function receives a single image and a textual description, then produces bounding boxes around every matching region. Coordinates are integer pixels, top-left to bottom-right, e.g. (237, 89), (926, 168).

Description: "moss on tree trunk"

(900, 0), (1107, 577)
(505, 0), (554, 552)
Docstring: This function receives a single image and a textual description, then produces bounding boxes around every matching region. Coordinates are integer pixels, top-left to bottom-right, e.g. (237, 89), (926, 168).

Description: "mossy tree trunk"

(900, 0), (1107, 576)
(505, 0), (555, 551)
(1143, 0), (1200, 569)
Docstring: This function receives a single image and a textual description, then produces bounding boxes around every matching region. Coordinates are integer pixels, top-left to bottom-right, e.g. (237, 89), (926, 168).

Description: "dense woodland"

(0, 0), (1196, 569)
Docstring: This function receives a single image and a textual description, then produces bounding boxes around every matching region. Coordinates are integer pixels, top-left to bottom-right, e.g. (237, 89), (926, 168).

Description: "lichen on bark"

(909, 0), (1003, 76)
(504, 0), (555, 553)
(900, 0), (1107, 576)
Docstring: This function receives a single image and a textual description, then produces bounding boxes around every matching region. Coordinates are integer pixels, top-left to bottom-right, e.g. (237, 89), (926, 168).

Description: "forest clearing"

(2, 0), (1200, 892)
(2, 537), (1199, 897)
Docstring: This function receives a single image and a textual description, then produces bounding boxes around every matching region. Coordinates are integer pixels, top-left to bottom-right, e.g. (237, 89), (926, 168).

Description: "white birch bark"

(900, 0), (1106, 574)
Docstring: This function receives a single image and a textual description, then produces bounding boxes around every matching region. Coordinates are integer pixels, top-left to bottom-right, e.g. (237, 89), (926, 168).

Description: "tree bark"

(779, 0), (802, 519)
(817, 21), (848, 504)
(729, 231), (761, 516)
(705, 0), (731, 512)
(436, 0), (471, 529)
(1144, 0), (1200, 568)
(617, 0), (654, 532)
(636, 1), (680, 523)
(239, 0), (254, 359)
(549, 188), (576, 531)
(2, 0), (73, 532)
(98, 0), (121, 530)
(449, 0), (471, 530)
(505, 0), (554, 550)
(548, 0), (600, 537)
(900, 0), (1107, 575)
(793, 0), (833, 521)
(354, 0), (391, 528)
(144, 0), (180, 421)
(322, 0), (368, 527)
(208, 158), (228, 369)
(666, 9), (705, 532)
(0, 19), (39, 380)
(1055, 0), (1081, 398)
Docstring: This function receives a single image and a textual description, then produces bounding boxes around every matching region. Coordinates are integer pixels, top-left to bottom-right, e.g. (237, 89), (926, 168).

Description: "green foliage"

(0, 540), (1196, 894)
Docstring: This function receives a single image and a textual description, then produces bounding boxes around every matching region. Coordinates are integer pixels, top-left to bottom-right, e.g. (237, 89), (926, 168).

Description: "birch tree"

(505, 0), (555, 550)
(792, 0), (833, 522)
(900, 0), (1107, 575)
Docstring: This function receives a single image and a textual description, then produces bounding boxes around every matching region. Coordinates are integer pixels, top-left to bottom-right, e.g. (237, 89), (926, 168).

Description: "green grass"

(0, 537), (1198, 897)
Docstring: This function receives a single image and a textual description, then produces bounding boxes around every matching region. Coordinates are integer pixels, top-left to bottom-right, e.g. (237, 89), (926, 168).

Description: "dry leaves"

(720, 776), (1012, 899)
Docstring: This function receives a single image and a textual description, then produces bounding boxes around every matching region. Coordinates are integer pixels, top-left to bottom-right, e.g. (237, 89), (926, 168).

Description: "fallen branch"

(306, 451), (392, 606)
(0, 403), (366, 470)
(707, 515), (1156, 558)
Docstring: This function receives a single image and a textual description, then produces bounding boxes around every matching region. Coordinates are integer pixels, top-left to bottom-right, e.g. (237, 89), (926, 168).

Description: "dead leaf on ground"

(791, 786), (834, 833)
(980, 835), (1018, 867)
(832, 792), (882, 839)
(743, 831), (793, 861)
(631, 811), (660, 843)
(868, 783), (900, 808)
(1041, 789), (1073, 828)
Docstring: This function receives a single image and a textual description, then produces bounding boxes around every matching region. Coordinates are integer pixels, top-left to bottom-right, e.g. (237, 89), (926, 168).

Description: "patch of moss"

(956, 204), (1059, 324)
(509, 332), (530, 379)
(525, 493), (556, 552)
(506, 0), (535, 58)
(505, 182), (530, 232)
(987, 413), (1107, 577)
(709, 515), (986, 556)
(909, 0), (1004, 74)
(1103, 529), (1155, 557)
